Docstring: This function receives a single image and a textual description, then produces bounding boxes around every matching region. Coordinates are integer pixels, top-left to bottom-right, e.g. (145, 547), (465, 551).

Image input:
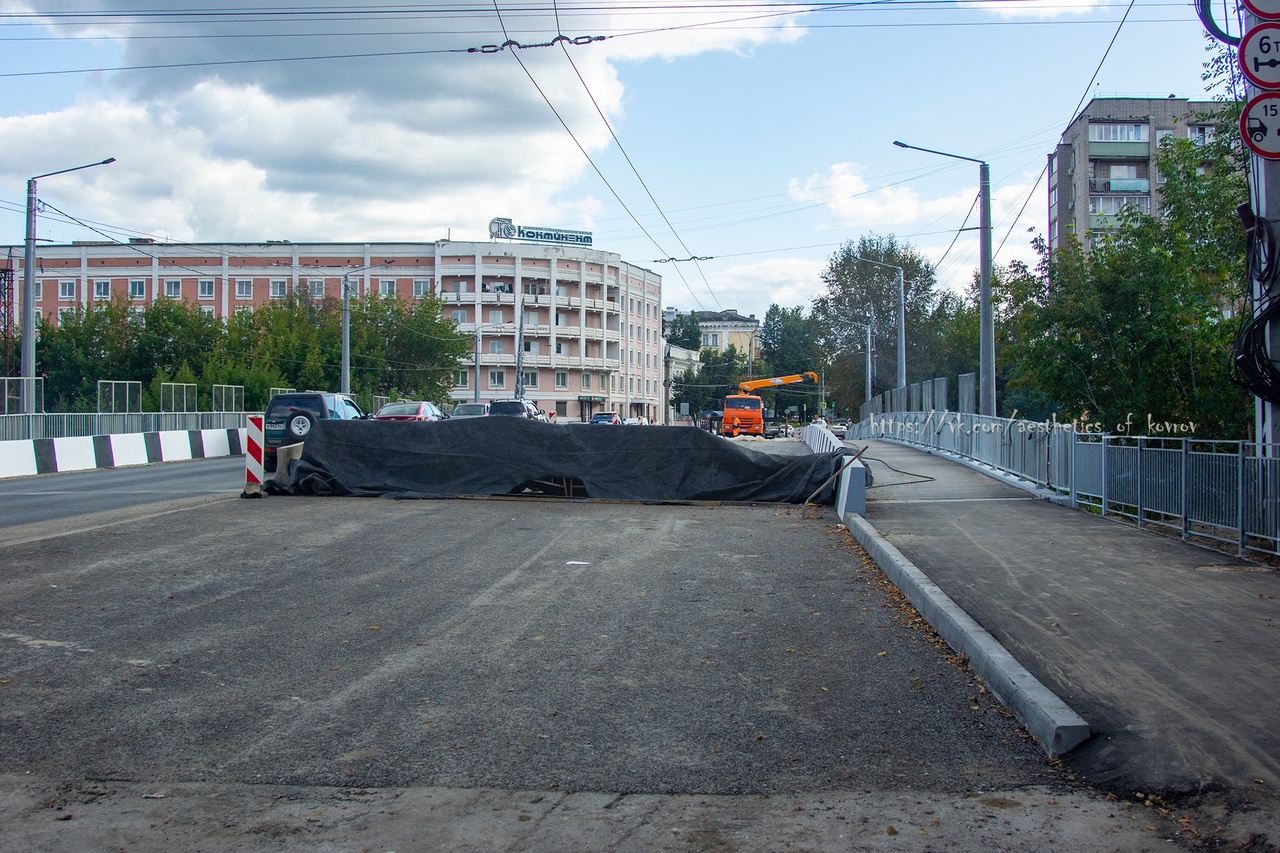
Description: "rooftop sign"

(489, 217), (592, 247)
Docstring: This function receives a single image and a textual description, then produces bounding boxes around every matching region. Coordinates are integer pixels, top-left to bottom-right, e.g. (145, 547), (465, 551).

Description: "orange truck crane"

(721, 371), (819, 437)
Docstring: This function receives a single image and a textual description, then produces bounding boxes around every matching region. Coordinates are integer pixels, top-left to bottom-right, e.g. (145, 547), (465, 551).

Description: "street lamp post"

(846, 255), (905, 391)
(893, 140), (995, 417)
(21, 157), (115, 414)
(341, 260), (395, 394)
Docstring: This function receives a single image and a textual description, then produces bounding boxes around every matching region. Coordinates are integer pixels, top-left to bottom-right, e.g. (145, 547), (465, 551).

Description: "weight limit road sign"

(1243, 92), (1280, 159)
(1242, 23), (1280, 88)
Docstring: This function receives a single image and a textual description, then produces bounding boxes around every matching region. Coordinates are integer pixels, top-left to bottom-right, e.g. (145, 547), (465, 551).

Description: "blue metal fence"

(1, 412), (254, 442)
(850, 412), (1279, 559)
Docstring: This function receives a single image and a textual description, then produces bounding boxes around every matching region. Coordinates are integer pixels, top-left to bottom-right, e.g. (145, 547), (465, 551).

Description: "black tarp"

(269, 418), (846, 503)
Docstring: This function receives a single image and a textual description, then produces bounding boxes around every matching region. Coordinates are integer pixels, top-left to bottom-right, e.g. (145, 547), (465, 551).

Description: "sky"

(0, 0), (1236, 322)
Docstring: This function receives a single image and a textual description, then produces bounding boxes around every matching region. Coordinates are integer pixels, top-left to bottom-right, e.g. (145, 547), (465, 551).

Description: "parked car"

(829, 421), (847, 439)
(263, 391), (366, 471)
(489, 398), (542, 419)
(764, 422), (794, 439)
(450, 402), (490, 418)
(373, 401), (446, 422)
(591, 411), (621, 425)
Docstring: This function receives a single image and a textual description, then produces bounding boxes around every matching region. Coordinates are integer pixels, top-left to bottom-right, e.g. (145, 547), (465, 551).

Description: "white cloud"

(788, 163), (974, 229)
(0, 0), (805, 244)
(667, 256), (827, 321)
(974, 0), (1106, 19)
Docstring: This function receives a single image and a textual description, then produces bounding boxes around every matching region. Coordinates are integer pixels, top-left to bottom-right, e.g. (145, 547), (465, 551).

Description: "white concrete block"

(0, 440), (38, 478)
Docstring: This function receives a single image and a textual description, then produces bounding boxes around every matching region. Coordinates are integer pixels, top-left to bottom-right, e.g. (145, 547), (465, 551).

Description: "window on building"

(33, 281), (42, 302)
(127, 279), (145, 300)
(379, 278), (396, 298)
(582, 373), (591, 390)
(198, 305), (215, 318)
(59, 280), (75, 301)
(523, 370), (538, 388)
(130, 306), (145, 323)
(1110, 164), (1138, 180)
(413, 278), (433, 298)
(58, 306), (76, 322)
(236, 305), (254, 316)
(489, 340), (504, 355)
(1189, 125), (1214, 145)
(1088, 123), (1149, 142)
(308, 279), (325, 298)
(488, 309), (504, 325)
(94, 279), (110, 300)
(198, 279), (215, 299)
(165, 279), (181, 299)
(269, 279), (287, 299)
(453, 370), (468, 388)
(523, 341), (540, 355)
(452, 309), (467, 323)
(1089, 195), (1151, 216)
(555, 312), (568, 326)
(555, 341), (565, 355)
(488, 369), (505, 389)
(556, 401), (568, 418)
(236, 279), (253, 299)
(555, 371), (568, 389)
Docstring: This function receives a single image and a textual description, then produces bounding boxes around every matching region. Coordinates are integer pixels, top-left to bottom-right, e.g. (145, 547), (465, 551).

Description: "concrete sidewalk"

(851, 440), (1280, 803)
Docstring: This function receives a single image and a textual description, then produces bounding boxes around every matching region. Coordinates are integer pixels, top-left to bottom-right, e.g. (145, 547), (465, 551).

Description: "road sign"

(1242, 23), (1280, 88)
(1245, 0), (1280, 20)
(1242, 92), (1280, 159)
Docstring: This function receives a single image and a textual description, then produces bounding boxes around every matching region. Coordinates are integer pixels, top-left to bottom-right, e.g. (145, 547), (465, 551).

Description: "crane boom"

(737, 371), (819, 393)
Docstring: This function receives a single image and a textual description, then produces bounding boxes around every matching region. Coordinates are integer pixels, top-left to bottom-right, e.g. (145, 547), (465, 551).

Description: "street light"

(341, 260), (395, 394)
(893, 140), (995, 417)
(847, 254), (906, 391)
(21, 156), (116, 414)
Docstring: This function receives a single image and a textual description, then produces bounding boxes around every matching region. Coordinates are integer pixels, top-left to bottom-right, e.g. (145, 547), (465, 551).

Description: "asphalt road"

(1, 473), (1200, 851)
(0, 456), (244, 528)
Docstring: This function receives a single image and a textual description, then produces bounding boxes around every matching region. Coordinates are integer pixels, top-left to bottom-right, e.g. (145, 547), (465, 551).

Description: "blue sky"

(0, 0), (1232, 321)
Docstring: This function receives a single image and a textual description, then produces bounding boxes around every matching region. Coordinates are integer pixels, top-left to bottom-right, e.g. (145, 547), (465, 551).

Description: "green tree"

(811, 234), (938, 408)
(759, 304), (822, 417)
(664, 311), (701, 350)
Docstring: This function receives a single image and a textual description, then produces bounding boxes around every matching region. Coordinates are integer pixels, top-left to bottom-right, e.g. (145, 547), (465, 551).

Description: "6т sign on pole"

(1242, 92), (1280, 159)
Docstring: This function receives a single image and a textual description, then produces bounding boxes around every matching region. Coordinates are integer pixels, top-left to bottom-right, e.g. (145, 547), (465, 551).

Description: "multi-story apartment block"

(4, 239), (664, 423)
(1049, 96), (1222, 252)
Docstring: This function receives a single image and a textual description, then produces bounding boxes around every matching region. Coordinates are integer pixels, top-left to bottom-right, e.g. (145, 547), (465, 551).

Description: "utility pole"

(21, 157), (115, 414)
(1232, 4), (1280, 455)
(893, 141), (995, 416)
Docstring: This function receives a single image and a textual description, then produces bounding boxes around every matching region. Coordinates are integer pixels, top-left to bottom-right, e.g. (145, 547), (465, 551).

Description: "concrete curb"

(0, 428), (246, 480)
(843, 511), (1091, 758)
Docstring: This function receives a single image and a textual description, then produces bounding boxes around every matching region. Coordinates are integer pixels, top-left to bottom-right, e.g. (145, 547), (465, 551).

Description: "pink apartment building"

(2, 239), (665, 423)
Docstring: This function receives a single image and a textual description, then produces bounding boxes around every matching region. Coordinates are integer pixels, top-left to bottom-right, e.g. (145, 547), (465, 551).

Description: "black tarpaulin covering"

(270, 418), (846, 503)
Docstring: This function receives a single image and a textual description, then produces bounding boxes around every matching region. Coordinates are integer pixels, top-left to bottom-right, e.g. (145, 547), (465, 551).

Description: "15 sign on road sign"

(1243, 92), (1280, 159)
(1242, 23), (1280, 88)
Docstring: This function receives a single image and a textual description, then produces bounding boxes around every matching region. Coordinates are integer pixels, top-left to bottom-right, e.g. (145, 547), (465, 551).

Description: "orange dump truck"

(722, 372), (819, 437)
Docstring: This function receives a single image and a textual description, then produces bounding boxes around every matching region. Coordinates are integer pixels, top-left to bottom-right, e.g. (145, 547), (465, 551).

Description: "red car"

(373, 401), (446, 421)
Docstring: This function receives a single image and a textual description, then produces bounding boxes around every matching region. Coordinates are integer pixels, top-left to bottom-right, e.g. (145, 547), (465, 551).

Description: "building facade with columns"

(3, 237), (664, 423)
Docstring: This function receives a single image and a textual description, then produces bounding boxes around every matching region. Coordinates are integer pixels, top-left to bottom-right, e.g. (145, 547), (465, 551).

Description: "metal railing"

(850, 411), (1279, 558)
(0, 411), (255, 441)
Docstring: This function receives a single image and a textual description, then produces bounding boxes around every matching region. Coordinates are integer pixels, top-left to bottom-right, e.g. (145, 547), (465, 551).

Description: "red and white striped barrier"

(242, 414), (264, 497)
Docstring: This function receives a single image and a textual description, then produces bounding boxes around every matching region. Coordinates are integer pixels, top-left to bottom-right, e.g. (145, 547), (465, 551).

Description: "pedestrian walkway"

(850, 439), (1280, 802)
